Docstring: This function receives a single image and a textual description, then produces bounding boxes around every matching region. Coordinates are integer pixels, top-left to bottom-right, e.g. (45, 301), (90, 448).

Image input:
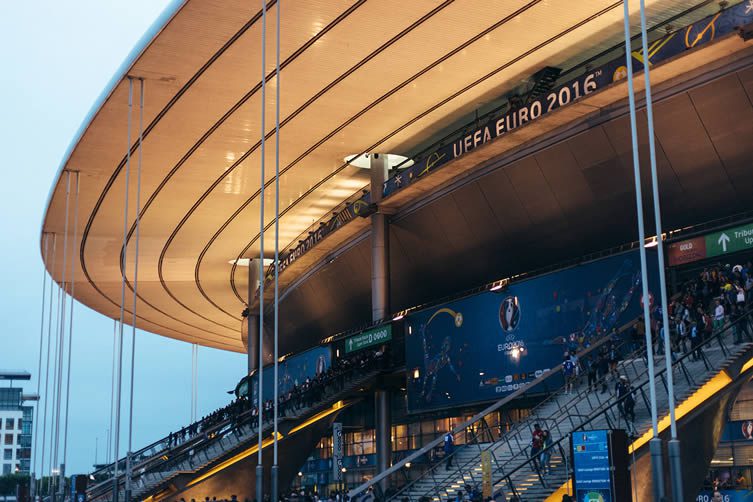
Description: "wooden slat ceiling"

(41, 0), (717, 352)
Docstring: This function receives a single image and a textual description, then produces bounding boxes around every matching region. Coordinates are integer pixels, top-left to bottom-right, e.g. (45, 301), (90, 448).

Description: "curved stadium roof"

(41, 0), (717, 352)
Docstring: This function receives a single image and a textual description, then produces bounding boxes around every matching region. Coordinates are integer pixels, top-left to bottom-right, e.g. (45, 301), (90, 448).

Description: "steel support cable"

(622, 2), (664, 499)
(113, 77), (134, 502)
(32, 233), (50, 496)
(256, 2), (268, 500)
(108, 318), (117, 465)
(272, 1), (282, 500)
(40, 233), (57, 495)
(62, 171), (80, 473)
(125, 78), (145, 501)
(47, 283), (60, 492)
(639, 1), (682, 498)
(52, 170), (72, 497)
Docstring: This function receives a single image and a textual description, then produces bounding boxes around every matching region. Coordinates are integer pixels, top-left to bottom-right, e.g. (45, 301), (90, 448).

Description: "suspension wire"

(40, 233), (57, 495)
(639, 0), (676, 438)
(257, 0), (268, 471)
(52, 170), (72, 494)
(623, 2), (666, 499)
(622, 0), (659, 436)
(125, 77), (145, 499)
(108, 318), (117, 465)
(62, 171), (80, 472)
(32, 233), (50, 495)
(113, 76), (134, 502)
(273, 0), (281, 471)
(48, 279), (63, 495)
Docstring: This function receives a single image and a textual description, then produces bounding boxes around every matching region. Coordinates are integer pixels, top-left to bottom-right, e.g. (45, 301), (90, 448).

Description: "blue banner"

(573, 430), (613, 502)
(244, 345), (331, 403)
(697, 491), (753, 502)
(405, 250), (658, 413)
(384, 2), (753, 198)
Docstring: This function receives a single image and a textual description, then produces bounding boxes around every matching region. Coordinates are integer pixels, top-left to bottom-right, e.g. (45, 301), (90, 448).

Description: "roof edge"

(39, 0), (188, 256)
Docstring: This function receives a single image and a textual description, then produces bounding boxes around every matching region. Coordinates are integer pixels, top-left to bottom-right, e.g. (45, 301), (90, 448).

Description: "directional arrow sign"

(706, 223), (753, 258)
(718, 233), (730, 252)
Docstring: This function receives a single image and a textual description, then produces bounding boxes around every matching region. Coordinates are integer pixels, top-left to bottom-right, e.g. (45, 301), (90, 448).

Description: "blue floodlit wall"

(405, 249), (659, 413)
(250, 345), (332, 403)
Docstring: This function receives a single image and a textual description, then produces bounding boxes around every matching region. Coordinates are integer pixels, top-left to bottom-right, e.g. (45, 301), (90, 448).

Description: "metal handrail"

(472, 309), (753, 500)
(89, 362), (384, 501)
(387, 307), (753, 501)
(386, 322), (650, 500)
(350, 312), (647, 498)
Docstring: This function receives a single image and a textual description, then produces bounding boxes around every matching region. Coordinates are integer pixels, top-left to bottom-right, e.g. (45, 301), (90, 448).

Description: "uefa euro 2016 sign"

(345, 325), (392, 354)
(383, 2), (753, 198)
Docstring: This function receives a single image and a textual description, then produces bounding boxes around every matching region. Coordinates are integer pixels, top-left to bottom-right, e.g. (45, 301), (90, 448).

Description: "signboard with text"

(345, 324), (392, 354)
(571, 429), (631, 502)
(668, 222), (753, 267)
(333, 422), (343, 482)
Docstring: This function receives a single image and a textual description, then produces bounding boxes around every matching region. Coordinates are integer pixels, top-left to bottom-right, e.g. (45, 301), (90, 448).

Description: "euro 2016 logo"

(499, 296), (521, 337)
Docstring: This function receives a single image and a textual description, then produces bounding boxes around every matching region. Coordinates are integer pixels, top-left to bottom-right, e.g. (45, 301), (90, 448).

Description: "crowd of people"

(160, 347), (388, 454)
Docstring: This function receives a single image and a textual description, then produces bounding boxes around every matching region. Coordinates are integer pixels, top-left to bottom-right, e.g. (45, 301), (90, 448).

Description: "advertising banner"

(383, 3), (753, 199)
(333, 422), (344, 482)
(573, 430), (613, 501)
(345, 324), (392, 354)
(696, 490), (753, 502)
(242, 345), (331, 403)
(404, 250), (657, 413)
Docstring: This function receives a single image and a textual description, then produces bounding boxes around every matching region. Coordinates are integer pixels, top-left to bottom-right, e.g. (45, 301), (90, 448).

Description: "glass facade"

(299, 406), (531, 493)
(0, 388), (33, 474)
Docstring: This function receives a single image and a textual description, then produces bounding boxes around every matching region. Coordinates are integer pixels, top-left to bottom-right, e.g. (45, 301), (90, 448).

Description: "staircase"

(385, 312), (753, 502)
(89, 369), (381, 502)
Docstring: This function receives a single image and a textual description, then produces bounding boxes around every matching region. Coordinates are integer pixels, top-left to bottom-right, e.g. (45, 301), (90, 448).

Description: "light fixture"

(479, 372), (485, 376)
(644, 236), (658, 248)
(341, 467), (347, 473)
(405, 462), (412, 469)
(408, 325), (413, 335)
(228, 257), (274, 267)
(511, 347), (520, 359)
(393, 312), (406, 321)
(490, 284), (503, 291)
(413, 368), (420, 379)
(343, 153), (414, 170)
(298, 472), (303, 477)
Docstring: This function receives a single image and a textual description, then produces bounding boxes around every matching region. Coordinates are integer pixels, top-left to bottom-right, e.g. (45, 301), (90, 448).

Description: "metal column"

(370, 153), (392, 491)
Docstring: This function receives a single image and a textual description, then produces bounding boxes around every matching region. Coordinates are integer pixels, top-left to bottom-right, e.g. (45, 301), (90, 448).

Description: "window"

(4, 434), (12, 446)
(17, 419), (22, 431)
(5, 419), (13, 431)
(2, 464), (10, 475)
(3, 449), (11, 461)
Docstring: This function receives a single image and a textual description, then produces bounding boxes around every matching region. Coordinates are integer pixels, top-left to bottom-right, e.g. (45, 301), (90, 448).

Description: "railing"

(349, 313), (647, 498)
(390, 309), (753, 501)
(384, 320), (651, 501)
(88, 356), (387, 501)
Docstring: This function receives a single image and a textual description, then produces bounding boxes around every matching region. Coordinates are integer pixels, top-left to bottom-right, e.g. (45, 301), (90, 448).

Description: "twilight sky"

(0, 0), (246, 475)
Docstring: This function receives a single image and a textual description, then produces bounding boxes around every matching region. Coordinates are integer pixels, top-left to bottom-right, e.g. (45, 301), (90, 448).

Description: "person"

(531, 423), (544, 469)
(585, 356), (597, 392)
(616, 376), (636, 436)
(736, 471), (747, 488)
(712, 490), (723, 502)
(539, 429), (553, 474)
(562, 354), (576, 395)
(689, 321), (702, 361)
(444, 429), (455, 470)
(714, 299), (725, 332)
(607, 342), (619, 380)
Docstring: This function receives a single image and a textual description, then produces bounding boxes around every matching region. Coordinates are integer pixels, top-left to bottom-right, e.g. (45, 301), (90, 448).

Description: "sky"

(0, 1), (246, 475)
